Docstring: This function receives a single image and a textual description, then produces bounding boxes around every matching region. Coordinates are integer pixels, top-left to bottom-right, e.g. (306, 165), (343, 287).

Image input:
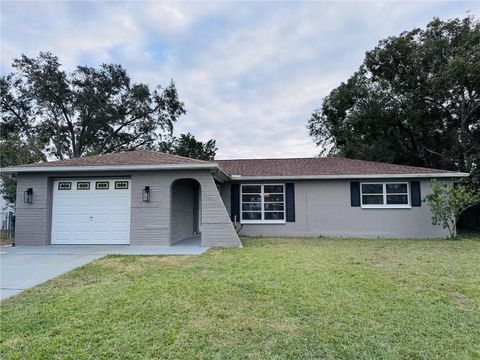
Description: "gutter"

(1, 163), (229, 175)
(229, 172), (470, 180)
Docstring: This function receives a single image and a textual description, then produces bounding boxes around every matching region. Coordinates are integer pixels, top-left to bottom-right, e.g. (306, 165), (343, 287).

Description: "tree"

(159, 133), (217, 160)
(425, 180), (480, 238)
(0, 137), (45, 204)
(308, 17), (480, 181)
(1, 52), (186, 160)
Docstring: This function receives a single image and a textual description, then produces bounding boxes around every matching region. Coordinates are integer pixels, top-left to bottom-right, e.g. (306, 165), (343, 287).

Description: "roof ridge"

(121, 149), (207, 163)
(217, 157), (319, 161)
(217, 156), (393, 162)
(154, 151), (208, 163)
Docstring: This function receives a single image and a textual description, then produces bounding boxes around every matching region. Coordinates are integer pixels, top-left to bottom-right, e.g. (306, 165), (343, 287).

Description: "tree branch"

(97, 109), (157, 153)
(0, 101), (44, 159)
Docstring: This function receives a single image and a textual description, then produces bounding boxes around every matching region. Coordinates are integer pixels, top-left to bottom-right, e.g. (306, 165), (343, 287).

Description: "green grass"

(1, 236), (480, 359)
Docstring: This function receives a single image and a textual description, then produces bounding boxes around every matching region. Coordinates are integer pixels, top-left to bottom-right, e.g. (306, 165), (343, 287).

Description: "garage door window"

(77, 182), (90, 190)
(96, 181), (109, 190)
(115, 181), (129, 189)
(58, 182), (71, 190)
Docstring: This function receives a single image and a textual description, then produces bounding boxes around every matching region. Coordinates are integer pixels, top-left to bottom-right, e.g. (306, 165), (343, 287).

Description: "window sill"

(361, 205), (411, 209)
(240, 220), (286, 225)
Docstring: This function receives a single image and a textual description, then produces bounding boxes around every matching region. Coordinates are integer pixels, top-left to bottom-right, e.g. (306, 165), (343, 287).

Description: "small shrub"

(425, 180), (480, 238)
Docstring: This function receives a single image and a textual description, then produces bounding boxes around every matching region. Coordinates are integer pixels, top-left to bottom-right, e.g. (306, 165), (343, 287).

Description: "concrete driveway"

(0, 244), (209, 300)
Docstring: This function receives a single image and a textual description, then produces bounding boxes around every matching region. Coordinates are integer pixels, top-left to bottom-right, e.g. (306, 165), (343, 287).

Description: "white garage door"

(51, 179), (131, 245)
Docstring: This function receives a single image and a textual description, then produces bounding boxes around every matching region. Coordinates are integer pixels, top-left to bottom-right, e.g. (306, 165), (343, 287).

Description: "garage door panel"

(92, 198), (128, 208)
(111, 234), (129, 242)
(74, 231), (90, 241)
(75, 203), (91, 209)
(93, 215), (111, 223)
(109, 213), (130, 222)
(55, 213), (91, 225)
(51, 179), (131, 245)
(91, 233), (128, 242)
(92, 231), (109, 240)
(56, 231), (72, 239)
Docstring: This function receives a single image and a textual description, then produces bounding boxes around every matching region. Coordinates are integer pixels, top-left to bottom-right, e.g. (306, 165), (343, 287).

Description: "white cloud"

(1, 0), (476, 158)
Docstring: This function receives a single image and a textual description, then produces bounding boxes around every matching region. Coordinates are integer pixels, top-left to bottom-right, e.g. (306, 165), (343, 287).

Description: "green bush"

(425, 180), (480, 238)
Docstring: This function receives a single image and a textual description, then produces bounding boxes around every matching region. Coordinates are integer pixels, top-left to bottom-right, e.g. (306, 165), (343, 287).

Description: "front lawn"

(1, 236), (479, 359)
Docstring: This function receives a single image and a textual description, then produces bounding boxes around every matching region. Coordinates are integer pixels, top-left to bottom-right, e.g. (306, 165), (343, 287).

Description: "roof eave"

(1, 163), (222, 174)
(228, 172), (470, 180)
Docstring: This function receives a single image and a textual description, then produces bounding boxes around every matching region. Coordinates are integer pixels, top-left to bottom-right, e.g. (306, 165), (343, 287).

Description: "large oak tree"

(308, 17), (479, 184)
(1, 52), (186, 159)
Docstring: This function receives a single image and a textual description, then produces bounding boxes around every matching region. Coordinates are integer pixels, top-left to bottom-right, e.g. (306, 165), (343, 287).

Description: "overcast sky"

(1, 1), (477, 159)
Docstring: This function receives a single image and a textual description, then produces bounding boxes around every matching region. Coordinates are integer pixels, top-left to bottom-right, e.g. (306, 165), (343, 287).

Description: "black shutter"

(231, 184), (240, 222)
(411, 181), (421, 207)
(286, 183), (295, 222)
(351, 182), (360, 207)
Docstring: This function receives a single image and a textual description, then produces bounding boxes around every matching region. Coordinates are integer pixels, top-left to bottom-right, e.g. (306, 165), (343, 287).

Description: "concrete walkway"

(0, 243), (209, 300)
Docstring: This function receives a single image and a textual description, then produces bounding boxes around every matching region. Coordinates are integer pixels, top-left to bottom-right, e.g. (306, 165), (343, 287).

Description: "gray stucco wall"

(14, 170), (241, 247)
(130, 170), (240, 247)
(219, 179), (450, 239)
(171, 179), (196, 244)
(15, 174), (52, 245)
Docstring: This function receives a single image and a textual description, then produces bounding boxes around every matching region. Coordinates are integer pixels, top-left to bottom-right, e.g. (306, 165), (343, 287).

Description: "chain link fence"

(1, 211), (15, 244)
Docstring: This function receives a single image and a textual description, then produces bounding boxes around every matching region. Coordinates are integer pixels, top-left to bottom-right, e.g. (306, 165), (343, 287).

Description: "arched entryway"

(170, 178), (201, 245)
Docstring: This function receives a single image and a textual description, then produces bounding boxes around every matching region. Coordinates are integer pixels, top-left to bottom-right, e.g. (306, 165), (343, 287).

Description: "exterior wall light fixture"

(24, 188), (33, 203)
(142, 186), (150, 202)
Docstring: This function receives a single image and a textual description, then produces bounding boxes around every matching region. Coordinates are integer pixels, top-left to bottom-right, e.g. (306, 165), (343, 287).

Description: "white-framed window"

(360, 182), (410, 208)
(241, 184), (285, 224)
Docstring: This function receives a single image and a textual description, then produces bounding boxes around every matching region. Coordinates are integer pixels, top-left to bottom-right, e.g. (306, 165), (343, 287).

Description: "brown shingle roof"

(8, 150), (460, 177)
(15, 150), (207, 168)
(216, 157), (454, 177)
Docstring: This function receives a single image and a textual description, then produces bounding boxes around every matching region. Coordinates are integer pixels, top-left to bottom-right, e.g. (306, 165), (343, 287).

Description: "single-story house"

(2, 150), (468, 247)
